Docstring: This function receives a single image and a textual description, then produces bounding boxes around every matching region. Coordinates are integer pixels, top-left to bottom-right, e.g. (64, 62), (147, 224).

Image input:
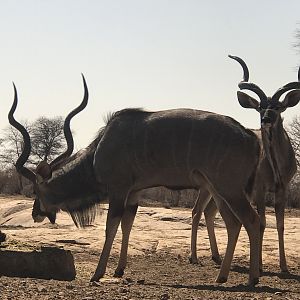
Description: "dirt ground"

(0, 195), (299, 299)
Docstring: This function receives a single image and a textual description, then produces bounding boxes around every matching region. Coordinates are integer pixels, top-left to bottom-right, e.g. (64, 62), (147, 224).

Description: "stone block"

(0, 246), (76, 281)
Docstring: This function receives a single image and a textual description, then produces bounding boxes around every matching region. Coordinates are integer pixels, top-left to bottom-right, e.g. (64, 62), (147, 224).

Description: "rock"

(137, 279), (145, 284)
(37, 285), (47, 292)
(160, 293), (170, 300)
(119, 287), (129, 293)
(125, 277), (134, 283)
(0, 246), (76, 281)
(66, 283), (75, 289)
(90, 281), (101, 287)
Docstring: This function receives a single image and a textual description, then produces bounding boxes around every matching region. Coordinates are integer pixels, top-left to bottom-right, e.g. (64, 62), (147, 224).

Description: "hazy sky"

(0, 0), (300, 149)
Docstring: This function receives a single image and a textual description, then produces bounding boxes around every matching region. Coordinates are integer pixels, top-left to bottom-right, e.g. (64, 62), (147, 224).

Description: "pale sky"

(0, 0), (300, 149)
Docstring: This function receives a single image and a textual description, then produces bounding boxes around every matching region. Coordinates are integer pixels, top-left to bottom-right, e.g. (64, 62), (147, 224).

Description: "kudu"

(190, 56), (300, 275)
(11, 76), (265, 286)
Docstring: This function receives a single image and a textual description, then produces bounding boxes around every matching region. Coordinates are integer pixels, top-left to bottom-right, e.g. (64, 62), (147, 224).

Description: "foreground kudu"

(191, 56), (299, 274)
(11, 78), (266, 286)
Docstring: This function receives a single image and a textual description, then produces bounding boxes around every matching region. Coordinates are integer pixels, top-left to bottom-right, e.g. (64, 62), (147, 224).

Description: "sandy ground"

(0, 195), (299, 299)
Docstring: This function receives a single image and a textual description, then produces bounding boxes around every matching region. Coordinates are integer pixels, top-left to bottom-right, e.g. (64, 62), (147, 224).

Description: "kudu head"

(8, 75), (89, 224)
(229, 55), (300, 131)
(229, 56), (300, 189)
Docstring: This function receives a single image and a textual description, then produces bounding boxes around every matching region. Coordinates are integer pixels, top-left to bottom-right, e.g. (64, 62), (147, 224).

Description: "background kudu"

(190, 56), (300, 275)
(12, 76), (269, 286)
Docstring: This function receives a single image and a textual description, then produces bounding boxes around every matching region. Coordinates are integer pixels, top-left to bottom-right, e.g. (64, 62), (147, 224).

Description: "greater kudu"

(190, 56), (299, 275)
(10, 77), (265, 285)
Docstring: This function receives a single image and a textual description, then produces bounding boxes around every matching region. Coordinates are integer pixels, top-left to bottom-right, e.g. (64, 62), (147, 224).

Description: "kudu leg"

(114, 204), (138, 277)
(256, 200), (266, 273)
(190, 189), (212, 264)
(91, 200), (125, 282)
(215, 199), (241, 283)
(204, 199), (221, 265)
(215, 195), (260, 286)
(275, 189), (288, 273)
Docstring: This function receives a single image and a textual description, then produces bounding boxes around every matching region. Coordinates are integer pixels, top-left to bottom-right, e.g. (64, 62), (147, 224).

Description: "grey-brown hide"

(93, 109), (258, 192)
(92, 110), (262, 285)
(11, 82), (262, 286)
(190, 130), (277, 270)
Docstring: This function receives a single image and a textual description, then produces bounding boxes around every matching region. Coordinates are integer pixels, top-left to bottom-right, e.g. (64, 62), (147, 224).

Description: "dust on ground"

(0, 195), (299, 299)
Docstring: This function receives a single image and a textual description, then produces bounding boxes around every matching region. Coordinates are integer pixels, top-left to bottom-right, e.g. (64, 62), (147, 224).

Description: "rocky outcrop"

(0, 246), (76, 281)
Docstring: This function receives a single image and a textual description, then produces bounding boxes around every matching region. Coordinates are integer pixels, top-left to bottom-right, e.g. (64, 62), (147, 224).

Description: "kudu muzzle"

(261, 109), (277, 125)
(32, 198), (56, 224)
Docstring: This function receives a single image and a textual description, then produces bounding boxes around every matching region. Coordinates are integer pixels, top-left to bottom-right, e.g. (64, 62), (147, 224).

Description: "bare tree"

(295, 27), (300, 55)
(286, 115), (300, 207)
(0, 123), (31, 168)
(0, 122), (31, 192)
(30, 116), (66, 162)
(286, 115), (300, 168)
(0, 116), (66, 193)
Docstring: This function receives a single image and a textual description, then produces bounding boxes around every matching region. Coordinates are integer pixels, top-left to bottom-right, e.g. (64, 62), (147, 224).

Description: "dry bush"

(1, 170), (22, 194)
(0, 170), (9, 193)
(284, 117), (300, 208)
(139, 187), (198, 208)
(140, 184), (300, 209)
(288, 172), (300, 208)
(0, 168), (33, 196)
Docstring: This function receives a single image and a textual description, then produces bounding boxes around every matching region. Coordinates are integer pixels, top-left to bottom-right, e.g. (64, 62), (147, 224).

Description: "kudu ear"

(36, 161), (52, 180)
(237, 91), (260, 110)
(279, 90), (300, 110)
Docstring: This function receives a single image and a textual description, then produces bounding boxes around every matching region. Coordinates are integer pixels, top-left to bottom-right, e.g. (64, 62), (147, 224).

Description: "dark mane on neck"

(46, 109), (145, 228)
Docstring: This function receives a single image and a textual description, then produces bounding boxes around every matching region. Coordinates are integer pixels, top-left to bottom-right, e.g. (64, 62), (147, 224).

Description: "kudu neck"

(261, 117), (296, 189)
(40, 147), (107, 209)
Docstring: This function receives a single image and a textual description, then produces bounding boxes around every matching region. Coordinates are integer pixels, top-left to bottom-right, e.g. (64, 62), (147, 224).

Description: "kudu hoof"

(113, 269), (124, 278)
(280, 268), (289, 274)
(248, 277), (259, 287)
(189, 257), (199, 264)
(90, 274), (102, 282)
(90, 277), (98, 282)
(212, 256), (222, 265)
(280, 269), (290, 278)
(215, 276), (227, 284)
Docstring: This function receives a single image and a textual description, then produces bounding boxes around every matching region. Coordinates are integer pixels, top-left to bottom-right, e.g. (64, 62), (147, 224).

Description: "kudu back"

(10, 75), (262, 285)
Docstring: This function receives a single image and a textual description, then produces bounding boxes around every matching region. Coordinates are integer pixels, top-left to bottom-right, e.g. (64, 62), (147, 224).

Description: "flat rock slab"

(0, 246), (76, 281)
